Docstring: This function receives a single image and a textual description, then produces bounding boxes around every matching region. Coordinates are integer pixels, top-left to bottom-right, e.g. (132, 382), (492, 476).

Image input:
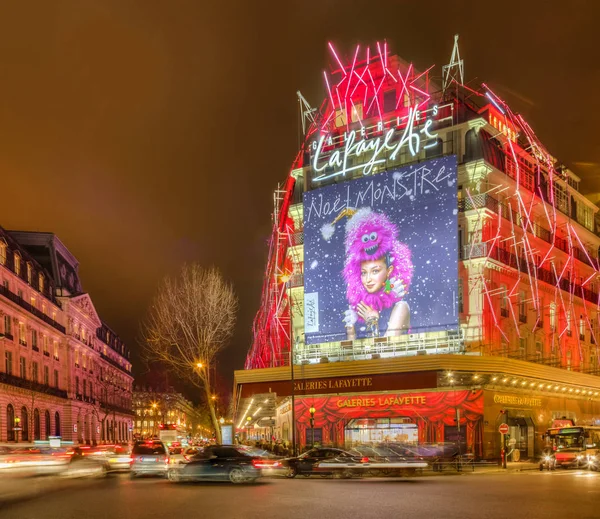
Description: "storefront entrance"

(345, 418), (418, 446)
(508, 417), (534, 460)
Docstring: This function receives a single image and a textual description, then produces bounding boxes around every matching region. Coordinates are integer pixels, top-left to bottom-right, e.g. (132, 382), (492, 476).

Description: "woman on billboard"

(323, 207), (413, 339)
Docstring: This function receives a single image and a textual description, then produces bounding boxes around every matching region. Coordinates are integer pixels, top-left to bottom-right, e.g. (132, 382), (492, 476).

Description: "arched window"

(34, 409), (41, 440)
(21, 406), (29, 442)
(54, 411), (61, 437)
(45, 410), (51, 439)
(7, 405), (14, 441)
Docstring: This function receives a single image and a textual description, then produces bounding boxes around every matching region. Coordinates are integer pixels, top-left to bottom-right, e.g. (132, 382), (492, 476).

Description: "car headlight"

(577, 455), (583, 460)
(544, 456), (551, 462)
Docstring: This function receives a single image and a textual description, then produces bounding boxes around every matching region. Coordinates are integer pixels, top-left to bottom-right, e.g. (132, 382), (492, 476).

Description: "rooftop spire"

(442, 34), (465, 95)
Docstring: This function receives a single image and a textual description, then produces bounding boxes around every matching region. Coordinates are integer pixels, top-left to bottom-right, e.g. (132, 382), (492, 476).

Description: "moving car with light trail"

(167, 445), (261, 484)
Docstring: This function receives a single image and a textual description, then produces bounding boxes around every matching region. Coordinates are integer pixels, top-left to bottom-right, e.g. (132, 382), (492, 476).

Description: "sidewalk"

(424, 460), (540, 476)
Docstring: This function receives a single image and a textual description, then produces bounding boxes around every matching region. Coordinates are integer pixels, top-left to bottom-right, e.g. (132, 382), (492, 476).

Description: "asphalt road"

(1, 471), (599, 519)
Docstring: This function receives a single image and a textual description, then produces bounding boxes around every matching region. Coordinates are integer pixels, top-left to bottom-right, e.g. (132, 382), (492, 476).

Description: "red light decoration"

(245, 40), (600, 371)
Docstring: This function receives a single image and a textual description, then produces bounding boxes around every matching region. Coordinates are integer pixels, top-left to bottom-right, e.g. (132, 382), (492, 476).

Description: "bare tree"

(140, 264), (238, 444)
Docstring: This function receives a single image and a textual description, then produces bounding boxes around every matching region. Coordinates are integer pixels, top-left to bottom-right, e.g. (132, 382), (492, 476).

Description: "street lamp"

(196, 362), (204, 369)
(14, 417), (21, 443)
(219, 417), (225, 425)
(309, 406), (316, 448)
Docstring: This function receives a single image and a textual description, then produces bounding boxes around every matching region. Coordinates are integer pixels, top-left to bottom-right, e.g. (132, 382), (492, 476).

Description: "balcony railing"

(462, 242), (599, 305)
(0, 284), (65, 333)
(462, 193), (596, 269)
(100, 352), (130, 375)
(0, 371), (67, 399)
(295, 329), (465, 365)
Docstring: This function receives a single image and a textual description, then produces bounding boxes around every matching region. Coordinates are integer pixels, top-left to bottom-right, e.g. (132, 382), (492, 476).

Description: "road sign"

(499, 423), (509, 434)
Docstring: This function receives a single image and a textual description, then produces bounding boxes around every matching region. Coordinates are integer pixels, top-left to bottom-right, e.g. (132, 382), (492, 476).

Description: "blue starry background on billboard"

(303, 155), (458, 345)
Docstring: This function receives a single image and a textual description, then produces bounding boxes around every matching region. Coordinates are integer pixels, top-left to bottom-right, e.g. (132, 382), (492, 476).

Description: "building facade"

(0, 228), (134, 444)
(132, 387), (205, 440)
(235, 39), (600, 459)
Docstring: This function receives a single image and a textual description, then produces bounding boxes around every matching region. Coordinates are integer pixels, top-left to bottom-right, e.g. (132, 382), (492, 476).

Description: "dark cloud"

(2, 1), (599, 398)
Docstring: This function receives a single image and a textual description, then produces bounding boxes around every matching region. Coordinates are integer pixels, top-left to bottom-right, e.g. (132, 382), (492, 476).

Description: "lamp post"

(309, 406), (316, 448)
(14, 417), (21, 443)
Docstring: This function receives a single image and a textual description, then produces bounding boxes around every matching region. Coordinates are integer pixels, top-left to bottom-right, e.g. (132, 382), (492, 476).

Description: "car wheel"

(285, 467), (297, 479)
(229, 467), (246, 484)
(168, 470), (180, 482)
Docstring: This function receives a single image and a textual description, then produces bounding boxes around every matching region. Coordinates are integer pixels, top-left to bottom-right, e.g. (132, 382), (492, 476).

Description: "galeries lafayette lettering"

(337, 395), (427, 408)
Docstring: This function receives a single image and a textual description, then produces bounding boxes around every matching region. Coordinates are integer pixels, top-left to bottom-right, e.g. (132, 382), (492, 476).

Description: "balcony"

(0, 284), (65, 333)
(43, 351), (50, 357)
(19, 339), (27, 347)
(32, 345), (39, 352)
(462, 194), (596, 269)
(295, 329), (465, 365)
(500, 308), (509, 318)
(100, 401), (135, 416)
(0, 371), (67, 399)
(76, 393), (83, 401)
(462, 242), (599, 305)
(100, 352), (130, 375)
(518, 314), (527, 324)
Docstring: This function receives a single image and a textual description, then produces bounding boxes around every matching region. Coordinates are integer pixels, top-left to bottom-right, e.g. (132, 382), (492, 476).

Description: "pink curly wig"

(343, 208), (413, 316)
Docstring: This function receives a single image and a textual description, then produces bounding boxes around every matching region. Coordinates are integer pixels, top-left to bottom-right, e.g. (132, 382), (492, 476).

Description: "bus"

(542, 424), (600, 470)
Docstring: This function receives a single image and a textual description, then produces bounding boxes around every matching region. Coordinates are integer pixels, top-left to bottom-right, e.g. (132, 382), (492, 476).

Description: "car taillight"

(361, 457), (369, 463)
(164, 457), (170, 464)
(272, 461), (281, 468)
(184, 455), (191, 461)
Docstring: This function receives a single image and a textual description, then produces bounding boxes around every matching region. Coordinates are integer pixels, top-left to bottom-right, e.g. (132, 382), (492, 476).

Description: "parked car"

(167, 445), (261, 484)
(130, 441), (169, 478)
(283, 448), (361, 478)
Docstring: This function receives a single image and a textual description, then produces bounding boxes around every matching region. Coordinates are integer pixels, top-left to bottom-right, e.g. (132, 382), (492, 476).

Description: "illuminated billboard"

(303, 156), (458, 345)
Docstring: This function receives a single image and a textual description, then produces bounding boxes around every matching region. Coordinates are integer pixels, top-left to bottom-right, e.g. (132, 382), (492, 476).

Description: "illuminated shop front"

(294, 390), (484, 455)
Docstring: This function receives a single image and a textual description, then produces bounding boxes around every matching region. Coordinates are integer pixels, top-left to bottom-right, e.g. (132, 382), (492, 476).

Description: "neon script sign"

(312, 105), (440, 183)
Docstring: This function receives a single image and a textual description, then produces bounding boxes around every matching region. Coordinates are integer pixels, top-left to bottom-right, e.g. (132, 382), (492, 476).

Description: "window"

(83, 379), (87, 397)
(42, 303), (46, 315)
(89, 382), (93, 399)
(32, 362), (38, 382)
(550, 303), (556, 331)
(54, 412), (61, 436)
(14, 252), (21, 276)
(500, 285), (508, 317)
(31, 330), (38, 349)
(566, 311), (572, 335)
(44, 365), (49, 385)
(53, 369), (59, 388)
(30, 296), (36, 308)
(577, 203), (593, 231)
(34, 409), (40, 440)
(38, 273), (44, 293)
(21, 406), (29, 442)
(580, 315), (585, 341)
(26, 263), (32, 284)
(0, 241), (6, 265)
(458, 278), (463, 313)
(82, 353), (86, 369)
(566, 350), (572, 370)
(19, 357), (26, 379)
(536, 341), (543, 360)
(75, 376), (80, 395)
(519, 338), (526, 358)
(43, 335), (49, 355)
(18, 322), (26, 346)
(53, 341), (59, 360)
(4, 314), (11, 337)
(519, 291), (527, 322)
(7, 405), (15, 442)
(75, 349), (79, 367)
(5, 351), (12, 375)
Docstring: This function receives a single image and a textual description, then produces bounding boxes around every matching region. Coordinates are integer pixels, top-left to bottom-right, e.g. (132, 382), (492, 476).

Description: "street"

(1, 471), (599, 519)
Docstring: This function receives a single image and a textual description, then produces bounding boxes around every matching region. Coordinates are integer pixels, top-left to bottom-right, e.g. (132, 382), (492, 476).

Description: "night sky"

(1, 1), (599, 397)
